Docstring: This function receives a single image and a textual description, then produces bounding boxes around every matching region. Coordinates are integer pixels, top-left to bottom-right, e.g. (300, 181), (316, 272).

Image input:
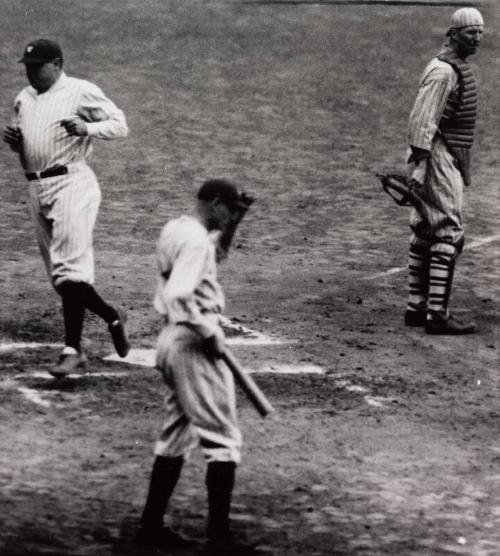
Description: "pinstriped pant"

(29, 162), (101, 288)
(155, 324), (242, 464)
(408, 136), (464, 256)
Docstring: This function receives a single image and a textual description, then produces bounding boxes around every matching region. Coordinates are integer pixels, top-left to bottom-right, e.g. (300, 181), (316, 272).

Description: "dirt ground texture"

(0, 1), (499, 555)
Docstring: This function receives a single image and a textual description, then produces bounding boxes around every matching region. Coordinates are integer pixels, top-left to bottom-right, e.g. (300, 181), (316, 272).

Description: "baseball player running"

(404, 8), (484, 335)
(135, 180), (259, 555)
(3, 39), (130, 376)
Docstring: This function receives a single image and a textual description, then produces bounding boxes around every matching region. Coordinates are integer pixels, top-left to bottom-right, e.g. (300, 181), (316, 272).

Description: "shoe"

(404, 309), (427, 327)
(203, 536), (263, 555)
(50, 352), (86, 378)
(134, 525), (197, 549)
(108, 308), (130, 357)
(425, 313), (476, 335)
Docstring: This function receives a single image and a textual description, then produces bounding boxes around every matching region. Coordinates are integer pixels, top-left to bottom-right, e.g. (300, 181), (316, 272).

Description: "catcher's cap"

(19, 39), (63, 64)
(447, 7), (484, 35)
(197, 179), (240, 209)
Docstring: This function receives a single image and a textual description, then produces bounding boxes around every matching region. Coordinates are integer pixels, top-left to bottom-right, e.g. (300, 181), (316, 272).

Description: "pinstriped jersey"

(12, 72), (128, 172)
(154, 215), (224, 339)
(408, 53), (459, 151)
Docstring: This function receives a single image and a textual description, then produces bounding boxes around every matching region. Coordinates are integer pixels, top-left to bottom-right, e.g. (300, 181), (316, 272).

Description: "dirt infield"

(0, 1), (499, 555)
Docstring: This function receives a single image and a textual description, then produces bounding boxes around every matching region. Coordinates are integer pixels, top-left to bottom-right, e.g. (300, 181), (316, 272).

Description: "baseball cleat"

(50, 352), (87, 378)
(425, 314), (476, 335)
(108, 308), (130, 358)
(404, 309), (428, 327)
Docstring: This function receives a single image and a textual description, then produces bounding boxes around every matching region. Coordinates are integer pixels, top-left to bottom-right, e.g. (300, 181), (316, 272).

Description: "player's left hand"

(60, 117), (88, 137)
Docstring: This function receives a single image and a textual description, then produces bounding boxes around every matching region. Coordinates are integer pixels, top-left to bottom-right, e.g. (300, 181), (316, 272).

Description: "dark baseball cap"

(19, 39), (63, 64)
(197, 179), (240, 209)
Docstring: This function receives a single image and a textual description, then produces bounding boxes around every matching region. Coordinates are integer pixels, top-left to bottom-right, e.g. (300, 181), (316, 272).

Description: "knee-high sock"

(206, 461), (236, 540)
(407, 245), (429, 311)
(139, 456), (184, 530)
(58, 281), (87, 352)
(428, 252), (454, 316)
(82, 284), (119, 324)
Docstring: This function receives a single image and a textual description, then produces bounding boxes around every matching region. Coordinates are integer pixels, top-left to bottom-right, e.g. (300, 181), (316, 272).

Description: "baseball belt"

(26, 166), (68, 181)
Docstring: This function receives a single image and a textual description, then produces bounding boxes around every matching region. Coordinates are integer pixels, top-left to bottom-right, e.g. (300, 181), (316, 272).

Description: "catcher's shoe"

(50, 352), (87, 378)
(108, 308), (130, 358)
(425, 313), (476, 335)
(134, 525), (197, 550)
(404, 309), (428, 327)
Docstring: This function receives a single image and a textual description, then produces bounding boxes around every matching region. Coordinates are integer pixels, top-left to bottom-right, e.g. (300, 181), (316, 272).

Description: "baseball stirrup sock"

(139, 455), (184, 530)
(206, 461), (236, 540)
(59, 282), (86, 352)
(428, 252), (454, 316)
(407, 247), (429, 310)
(83, 284), (119, 323)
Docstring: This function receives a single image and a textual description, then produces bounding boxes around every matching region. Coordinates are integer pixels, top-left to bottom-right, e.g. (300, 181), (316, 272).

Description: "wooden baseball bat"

(220, 349), (274, 418)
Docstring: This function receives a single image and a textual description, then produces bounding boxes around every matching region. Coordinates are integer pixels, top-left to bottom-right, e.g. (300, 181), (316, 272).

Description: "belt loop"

(35, 171), (41, 180)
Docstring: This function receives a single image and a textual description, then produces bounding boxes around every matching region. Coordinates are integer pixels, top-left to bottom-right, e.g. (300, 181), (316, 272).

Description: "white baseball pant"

(29, 162), (101, 288)
(408, 135), (464, 257)
(154, 323), (242, 464)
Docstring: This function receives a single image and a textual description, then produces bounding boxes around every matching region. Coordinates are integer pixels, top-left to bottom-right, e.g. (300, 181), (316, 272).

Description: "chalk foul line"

(362, 233), (500, 281)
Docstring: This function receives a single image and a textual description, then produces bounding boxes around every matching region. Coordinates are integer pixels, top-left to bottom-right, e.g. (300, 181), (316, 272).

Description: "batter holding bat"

(135, 179), (262, 555)
(3, 39), (130, 376)
(403, 8), (484, 335)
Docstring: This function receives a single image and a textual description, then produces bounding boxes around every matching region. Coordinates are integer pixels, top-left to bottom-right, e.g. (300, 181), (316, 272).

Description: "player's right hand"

(3, 126), (22, 152)
(60, 117), (88, 137)
(202, 329), (225, 358)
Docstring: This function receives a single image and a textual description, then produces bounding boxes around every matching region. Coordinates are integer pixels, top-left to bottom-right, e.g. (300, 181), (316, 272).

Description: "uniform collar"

(29, 71), (68, 96)
(48, 71), (68, 92)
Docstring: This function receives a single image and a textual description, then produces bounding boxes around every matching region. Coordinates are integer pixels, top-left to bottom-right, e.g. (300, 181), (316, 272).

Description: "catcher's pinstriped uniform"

(407, 55), (465, 253)
(4, 39), (130, 374)
(154, 215), (242, 463)
(12, 71), (128, 287)
(403, 8), (483, 334)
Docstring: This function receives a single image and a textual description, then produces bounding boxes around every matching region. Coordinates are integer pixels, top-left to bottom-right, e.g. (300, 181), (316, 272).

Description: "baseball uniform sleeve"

(159, 235), (219, 339)
(77, 81), (128, 139)
(408, 63), (457, 151)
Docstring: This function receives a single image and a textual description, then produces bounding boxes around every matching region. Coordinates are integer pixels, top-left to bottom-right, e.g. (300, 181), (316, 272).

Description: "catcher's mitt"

(376, 173), (424, 209)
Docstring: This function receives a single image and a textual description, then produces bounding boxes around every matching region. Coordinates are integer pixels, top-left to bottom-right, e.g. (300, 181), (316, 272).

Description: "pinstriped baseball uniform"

(407, 52), (464, 255)
(11, 71), (128, 286)
(154, 215), (242, 464)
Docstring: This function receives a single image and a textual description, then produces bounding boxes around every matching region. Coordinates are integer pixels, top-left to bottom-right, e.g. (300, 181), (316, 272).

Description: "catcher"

(135, 179), (261, 555)
(380, 7), (484, 335)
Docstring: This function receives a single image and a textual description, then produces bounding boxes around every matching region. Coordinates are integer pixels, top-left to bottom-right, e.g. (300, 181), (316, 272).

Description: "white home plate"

(105, 349), (156, 367)
(220, 317), (290, 345)
(104, 348), (325, 374)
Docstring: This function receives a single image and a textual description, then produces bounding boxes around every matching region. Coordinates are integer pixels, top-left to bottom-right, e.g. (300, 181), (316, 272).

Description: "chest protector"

(436, 50), (477, 186)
